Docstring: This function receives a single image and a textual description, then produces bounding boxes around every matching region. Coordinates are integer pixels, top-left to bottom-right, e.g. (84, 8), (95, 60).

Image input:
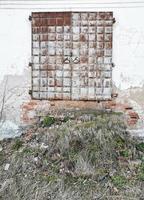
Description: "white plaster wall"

(113, 9), (144, 89)
(0, 10), (31, 81)
(0, 1), (144, 136)
(0, 1), (144, 90)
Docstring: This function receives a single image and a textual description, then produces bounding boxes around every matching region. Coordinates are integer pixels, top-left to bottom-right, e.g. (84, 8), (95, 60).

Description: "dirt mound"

(0, 111), (144, 200)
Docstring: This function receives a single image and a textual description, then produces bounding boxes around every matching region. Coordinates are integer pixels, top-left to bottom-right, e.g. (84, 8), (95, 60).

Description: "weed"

(119, 150), (129, 157)
(50, 162), (60, 173)
(111, 175), (127, 188)
(114, 135), (125, 149)
(136, 143), (144, 152)
(22, 147), (33, 154)
(43, 116), (55, 127)
(137, 163), (144, 181)
(63, 116), (70, 122)
(138, 172), (144, 181)
(12, 139), (23, 151)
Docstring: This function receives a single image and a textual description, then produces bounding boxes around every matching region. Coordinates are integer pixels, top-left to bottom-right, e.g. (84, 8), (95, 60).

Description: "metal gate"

(31, 12), (114, 100)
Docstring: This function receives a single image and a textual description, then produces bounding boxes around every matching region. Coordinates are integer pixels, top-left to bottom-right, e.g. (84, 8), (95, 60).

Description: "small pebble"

(34, 157), (38, 162)
(4, 163), (10, 171)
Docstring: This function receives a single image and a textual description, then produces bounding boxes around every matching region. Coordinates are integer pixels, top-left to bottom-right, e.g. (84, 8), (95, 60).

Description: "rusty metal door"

(31, 12), (114, 100)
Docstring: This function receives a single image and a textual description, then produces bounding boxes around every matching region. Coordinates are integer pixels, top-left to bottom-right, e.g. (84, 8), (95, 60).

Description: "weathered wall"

(0, 1), (144, 134)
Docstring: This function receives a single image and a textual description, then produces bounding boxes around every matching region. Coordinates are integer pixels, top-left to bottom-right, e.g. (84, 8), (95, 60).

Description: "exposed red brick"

(127, 119), (138, 126)
(21, 97), (140, 128)
(27, 101), (38, 106)
(125, 106), (133, 110)
(128, 111), (139, 119)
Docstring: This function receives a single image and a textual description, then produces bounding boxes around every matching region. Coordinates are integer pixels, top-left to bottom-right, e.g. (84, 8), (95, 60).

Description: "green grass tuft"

(43, 116), (56, 127)
(119, 149), (130, 157)
(136, 143), (144, 152)
(137, 163), (144, 181)
(22, 147), (34, 154)
(111, 175), (127, 188)
(12, 139), (23, 151)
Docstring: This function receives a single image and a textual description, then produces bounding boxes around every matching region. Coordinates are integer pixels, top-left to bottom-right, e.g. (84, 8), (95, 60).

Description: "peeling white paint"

(0, 1), (144, 137)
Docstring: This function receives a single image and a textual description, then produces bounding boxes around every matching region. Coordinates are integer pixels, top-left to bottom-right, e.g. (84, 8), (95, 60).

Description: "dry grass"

(0, 111), (144, 200)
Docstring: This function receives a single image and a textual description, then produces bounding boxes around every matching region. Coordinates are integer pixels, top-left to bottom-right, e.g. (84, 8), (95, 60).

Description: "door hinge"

(113, 18), (116, 24)
(29, 62), (33, 67)
(29, 90), (32, 95)
(29, 16), (32, 21)
(112, 63), (115, 68)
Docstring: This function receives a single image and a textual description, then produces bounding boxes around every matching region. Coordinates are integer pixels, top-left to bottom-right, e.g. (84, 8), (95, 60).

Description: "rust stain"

(31, 12), (114, 101)
(80, 34), (87, 42)
(32, 12), (71, 28)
